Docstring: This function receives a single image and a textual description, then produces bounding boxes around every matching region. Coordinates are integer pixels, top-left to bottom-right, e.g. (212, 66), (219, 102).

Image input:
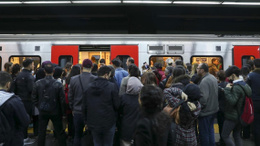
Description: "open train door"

(111, 45), (138, 69)
(233, 46), (260, 68)
(51, 45), (79, 68)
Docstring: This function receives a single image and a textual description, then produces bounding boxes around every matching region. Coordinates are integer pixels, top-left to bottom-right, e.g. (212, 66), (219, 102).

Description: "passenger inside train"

(0, 55), (259, 146)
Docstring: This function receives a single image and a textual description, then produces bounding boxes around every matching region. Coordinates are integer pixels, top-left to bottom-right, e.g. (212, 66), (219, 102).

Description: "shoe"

(23, 138), (35, 145)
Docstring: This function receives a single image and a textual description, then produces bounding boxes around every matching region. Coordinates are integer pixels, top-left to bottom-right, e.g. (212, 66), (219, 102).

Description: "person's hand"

(181, 92), (188, 101)
(187, 102), (196, 111)
(226, 83), (233, 88)
(163, 105), (173, 115)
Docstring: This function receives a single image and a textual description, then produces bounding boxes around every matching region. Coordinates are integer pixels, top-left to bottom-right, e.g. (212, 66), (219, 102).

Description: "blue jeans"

(73, 113), (85, 146)
(199, 114), (215, 146)
(91, 124), (116, 146)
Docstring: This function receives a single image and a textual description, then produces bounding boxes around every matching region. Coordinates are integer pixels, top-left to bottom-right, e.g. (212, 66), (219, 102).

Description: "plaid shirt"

(163, 87), (183, 107)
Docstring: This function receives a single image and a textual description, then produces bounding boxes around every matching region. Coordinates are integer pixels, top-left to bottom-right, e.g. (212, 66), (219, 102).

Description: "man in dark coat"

(0, 71), (30, 146)
(83, 66), (120, 146)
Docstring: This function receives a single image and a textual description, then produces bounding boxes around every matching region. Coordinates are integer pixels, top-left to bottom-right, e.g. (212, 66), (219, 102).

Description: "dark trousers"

(217, 111), (225, 144)
(91, 124), (116, 146)
(198, 114), (215, 146)
(253, 100), (260, 146)
(73, 113), (84, 146)
(38, 114), (66, 146)
(23, 101), (32, 139)
(67, 113), (74, 138)
(221, 119), (242, 146)
(33, 115), (39, 136)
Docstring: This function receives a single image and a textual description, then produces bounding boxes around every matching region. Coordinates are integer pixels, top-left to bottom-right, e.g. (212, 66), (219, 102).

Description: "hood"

(174, 75), (191, 86)
(0, 90), (14, 106)
(183, 84), (202, 102)
(90, 78), (109, 96)
(171, 82), (185, 90)
(126, 77), (143, 95)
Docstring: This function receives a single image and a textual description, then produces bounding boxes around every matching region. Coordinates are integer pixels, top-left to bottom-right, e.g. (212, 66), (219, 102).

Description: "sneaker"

(24, 138), (35, 145)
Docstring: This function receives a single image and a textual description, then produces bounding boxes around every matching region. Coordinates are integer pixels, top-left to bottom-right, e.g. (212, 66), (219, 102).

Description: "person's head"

(126, 77), (143, 95)
(191, 63), (199, 75)
(97, 66), (111, 79)
(4, 62), (13, 73)
(66, 65), (81, 84)
(126, 57), (134, 66)
(183, 84), (202, 102)
(253, 59), (260, 69)
(139, 85), (163, 114)
(44, 63), (54, 75)
(166, 58), (174, 67)
(112, 58), (122, 68)
(172, 66), (185, 78)
(141, 71), (157, 86)
(42, 61), (52, 68)
(248, 60), (254, 71)
(11, 63), (21, 75)
(175, 59), (184, 66)
(36, 68), (46, 81)
(0, 71), (12, 90)
(197, 63), (208, 77)
(212, 58), (220, 65)
(99, 59), (106, 67)
(217, 70), (226, 82)
(186, 63), (192, 72)
(241, 66), (250, 78)
(53, 66), (63, 79)
(154, 62), (163, 70)
(82, 59), (93, 72)
(91, 64), (98, 73)
(107, 65), (115, 78)
(165, 66), (174, 76)
(225, 65), (240, 82)
(23, 59), (34, 71)
(128, 64), (139, 77)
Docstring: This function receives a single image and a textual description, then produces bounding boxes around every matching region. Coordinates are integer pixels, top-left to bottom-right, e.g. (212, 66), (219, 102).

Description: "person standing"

(32, 62), (66, 146)
(197, 63), (219, 146)
(68, 59), (97, 146)
(112, 58), (129, 88)
(82, 66), (120, 146)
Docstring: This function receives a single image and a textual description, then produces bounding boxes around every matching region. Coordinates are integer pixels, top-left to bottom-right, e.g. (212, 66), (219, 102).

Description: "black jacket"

(68, 72), (97, 114)
(83, 77), (120, 131)
(119, 94), (140, 141)
(247, 69), (260, 101)
(32, 75), (65, 115)
(0, 90), (30, 146)
(11, 69), (34, 102)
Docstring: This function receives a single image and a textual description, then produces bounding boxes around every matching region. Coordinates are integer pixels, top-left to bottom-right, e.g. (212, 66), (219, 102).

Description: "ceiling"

(0, 1), (260, 34)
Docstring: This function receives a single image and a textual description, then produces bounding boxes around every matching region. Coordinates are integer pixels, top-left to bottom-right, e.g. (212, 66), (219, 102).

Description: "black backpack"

(0, 95), (14, 144)
(39, 79), (57, 112)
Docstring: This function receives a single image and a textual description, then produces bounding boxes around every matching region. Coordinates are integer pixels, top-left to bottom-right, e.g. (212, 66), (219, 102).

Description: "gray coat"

(119, 76), (130, 96)
(198, 73), (219, 117)
(68, 72), (97, 114)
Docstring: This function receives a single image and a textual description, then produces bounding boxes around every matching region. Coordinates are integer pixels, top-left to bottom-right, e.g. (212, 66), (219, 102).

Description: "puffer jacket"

(224, 79), (252, 121)
(32, 75), (65, 115)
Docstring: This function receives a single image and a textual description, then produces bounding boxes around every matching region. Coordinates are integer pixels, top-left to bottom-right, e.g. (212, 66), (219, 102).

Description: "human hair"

(217, 70), (226, 81)
(248, 60), (254, 70)
(66, 65), (81, 84)
(154, 62), (162, 69)
(35, 68), (46, 81)
(200, 63), (209, 72)
(140, 85), (163, 114)
(190, 63), (198, 76)
(44, 63), (54, 74)
(211, 58), (217, 64)
(53, 66), (63, 79)
(225, 65), (240, 77)
(107, 65), (115, 77)
(127, 57), (134, 64)
(91, 64), (98, 73)
(100, 59), (105, 64)
(4, 62), (13, 73)
(175, 59), (184, 66)
(128, 64), (139, 77)
(253, 59), (260, 68)
(186, 63), (192, 72)
(0, 71), (12, 88)
(98, 66), (111, 77)
(241, 66), (250, 80)
(165, 66), (174, 76)
(22, 59), (33, 68)
(173, 66), (185, 78)
(65, 62), (73, 70)
(11, 63), (21, 75)
(141, 71), (157, 85)
(112, 58), (122, 67)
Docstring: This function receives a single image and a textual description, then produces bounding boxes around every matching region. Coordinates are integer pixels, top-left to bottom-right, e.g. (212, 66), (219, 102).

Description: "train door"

(233, 46), (260, 68)
(51, 45), (79, 68)
(111, 45), (138, 70)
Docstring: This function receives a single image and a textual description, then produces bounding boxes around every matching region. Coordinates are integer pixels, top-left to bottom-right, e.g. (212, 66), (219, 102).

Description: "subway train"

(0, 34), (259, 71)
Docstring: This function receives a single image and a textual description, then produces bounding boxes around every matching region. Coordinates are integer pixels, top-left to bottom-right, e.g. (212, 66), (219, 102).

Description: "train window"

(79, 51), (111, 68)
(59, 56), (73, 68)
(149, 56), (183, 71)
(116, 55), (130, 70)
(9, 56), (41, 71)
(190, 56), (223, 76)
(242, 56), (255, 66)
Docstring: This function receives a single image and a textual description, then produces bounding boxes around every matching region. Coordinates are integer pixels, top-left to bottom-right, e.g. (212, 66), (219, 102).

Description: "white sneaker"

(23, 138), (35, 145)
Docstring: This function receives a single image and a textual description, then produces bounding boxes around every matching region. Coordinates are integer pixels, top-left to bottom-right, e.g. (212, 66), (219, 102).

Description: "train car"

(0, 34), (259, 71)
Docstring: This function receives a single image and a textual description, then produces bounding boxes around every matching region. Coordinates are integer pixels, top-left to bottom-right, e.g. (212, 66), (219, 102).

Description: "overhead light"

(222, 2), (260, 6)
(73, 1), (121, 3)
(124, 1), (172, 4)
(0, 1), (22, 4)
(23, 1), (71, 4)
(173, 1), (220, 5)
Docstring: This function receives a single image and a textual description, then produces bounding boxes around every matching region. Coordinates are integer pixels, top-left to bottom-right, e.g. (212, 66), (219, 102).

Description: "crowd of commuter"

(0, 56), (259, 146)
